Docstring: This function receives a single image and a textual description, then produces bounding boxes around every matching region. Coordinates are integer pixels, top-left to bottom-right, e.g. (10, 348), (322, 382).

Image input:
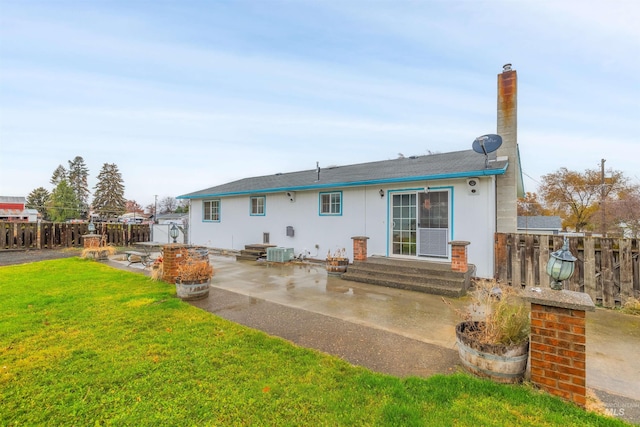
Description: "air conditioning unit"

(467, 178), (480, 195)
(266, 247), (295, 263)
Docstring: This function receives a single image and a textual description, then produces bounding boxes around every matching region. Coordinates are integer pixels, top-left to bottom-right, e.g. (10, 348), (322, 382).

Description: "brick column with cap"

(82, 234), (100, 249)
(351, 236), (369, 261)
(162, 243), (187, 284)
(449, 241), (470, 273)
(523, 288), (595, 407)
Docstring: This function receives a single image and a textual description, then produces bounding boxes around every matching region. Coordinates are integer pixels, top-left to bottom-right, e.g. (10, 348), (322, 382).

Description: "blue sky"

(1, 0), (638, 208)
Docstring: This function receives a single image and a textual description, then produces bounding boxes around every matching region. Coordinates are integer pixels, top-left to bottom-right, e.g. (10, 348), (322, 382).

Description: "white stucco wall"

(186, 176), (497, 277)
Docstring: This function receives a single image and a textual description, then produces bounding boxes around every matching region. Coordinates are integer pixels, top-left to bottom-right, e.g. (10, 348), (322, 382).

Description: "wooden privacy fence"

(495, 233), (640, 308)
(0, 222), (150, 250)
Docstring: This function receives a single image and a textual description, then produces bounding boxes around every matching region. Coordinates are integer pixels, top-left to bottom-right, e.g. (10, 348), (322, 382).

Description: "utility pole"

(601, 159), (606, 237)
(151, 194), (158, 242)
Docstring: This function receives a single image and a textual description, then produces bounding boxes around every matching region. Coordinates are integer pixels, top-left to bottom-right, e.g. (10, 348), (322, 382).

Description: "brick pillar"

(82, 234), (100, 248)
(351, 236), (369, 261)
(449, 241), (470, 272)
(523, 288), (595, 407)
(162, 244), (187, 284)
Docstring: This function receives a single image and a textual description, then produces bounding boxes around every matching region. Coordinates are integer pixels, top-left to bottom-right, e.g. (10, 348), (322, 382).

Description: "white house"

(179, 65), (524, 278)
(517, 216), (562, 235)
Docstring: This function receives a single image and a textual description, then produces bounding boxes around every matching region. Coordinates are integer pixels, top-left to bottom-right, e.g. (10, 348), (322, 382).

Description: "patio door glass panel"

(418, 191), (449, 257)
(391, 193), (416, 256)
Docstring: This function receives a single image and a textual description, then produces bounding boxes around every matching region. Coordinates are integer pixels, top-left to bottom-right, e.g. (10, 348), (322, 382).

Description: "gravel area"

(0, 248), (82, 266)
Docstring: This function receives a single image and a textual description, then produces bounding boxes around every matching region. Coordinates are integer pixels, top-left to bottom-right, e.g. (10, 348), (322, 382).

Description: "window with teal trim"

(250, 196), (265, 216)
(203, 199), (220, 222)
(320, 191), (342, 215)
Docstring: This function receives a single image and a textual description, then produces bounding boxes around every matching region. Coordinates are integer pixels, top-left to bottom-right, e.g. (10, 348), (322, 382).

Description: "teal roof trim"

(178, 166), (507, 199)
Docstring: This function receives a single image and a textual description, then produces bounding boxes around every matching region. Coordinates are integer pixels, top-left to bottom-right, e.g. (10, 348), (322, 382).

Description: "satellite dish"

(473, 134), (502, 168)
(472, 134), (502, 155)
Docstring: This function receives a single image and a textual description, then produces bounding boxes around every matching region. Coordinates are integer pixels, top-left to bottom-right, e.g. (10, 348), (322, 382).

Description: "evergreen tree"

(26, 187), (51, 220)
(68, 156), (90, 217)
(93, 163), (126, 219)
(47, 180), (79, 222)
(50, 165), (67, 186)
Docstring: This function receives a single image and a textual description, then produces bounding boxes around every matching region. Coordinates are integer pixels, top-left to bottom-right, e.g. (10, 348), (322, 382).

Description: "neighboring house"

(156, 213), (188, 226)
(118, 212), (148, 224)
(0, 196), (38, 222)
(179, 65), (524, 278)
(517, 216), (562, 235)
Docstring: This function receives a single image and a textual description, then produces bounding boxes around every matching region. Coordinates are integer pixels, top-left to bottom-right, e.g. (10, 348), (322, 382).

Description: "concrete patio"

(114, 253), (640, 423)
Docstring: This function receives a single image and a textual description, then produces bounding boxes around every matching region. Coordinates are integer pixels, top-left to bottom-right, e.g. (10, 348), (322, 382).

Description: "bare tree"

(159, 196), (178, 214)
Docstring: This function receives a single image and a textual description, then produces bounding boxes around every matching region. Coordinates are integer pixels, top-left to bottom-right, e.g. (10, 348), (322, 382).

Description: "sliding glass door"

(391, 190), (449, 258)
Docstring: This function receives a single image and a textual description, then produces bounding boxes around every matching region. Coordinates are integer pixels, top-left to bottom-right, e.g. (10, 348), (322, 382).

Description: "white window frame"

(203, 199), (220, 222)
(319, 191), (342, 216)
(250, 196), (265, 216)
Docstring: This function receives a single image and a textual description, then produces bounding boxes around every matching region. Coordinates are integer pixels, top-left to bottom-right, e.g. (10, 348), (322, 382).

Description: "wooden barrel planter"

(455, 321), (529, 384)
(175, 278), (210, 301)
(326, 259), (349, 275)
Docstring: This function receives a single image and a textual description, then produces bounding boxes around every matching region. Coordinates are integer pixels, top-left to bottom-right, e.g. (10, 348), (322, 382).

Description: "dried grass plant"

(81, 237), (117, 260)
(445, 279), (530, 346)
(176, 249), (214, 283)
(326, 248), (348, 263)
(621, 296), (640, 316)
(150, 256), (163, 281)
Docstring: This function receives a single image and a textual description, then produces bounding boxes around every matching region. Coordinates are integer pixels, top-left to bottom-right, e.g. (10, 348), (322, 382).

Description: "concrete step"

(235, 244), (276, 262)
(244, 244), (276, 252)
(236, 254), (261, 261)
(342, 267), (466, 289)
(340, 256), (471, 297)
(352, 256), (463, 278)
(341, 272), (466, 298)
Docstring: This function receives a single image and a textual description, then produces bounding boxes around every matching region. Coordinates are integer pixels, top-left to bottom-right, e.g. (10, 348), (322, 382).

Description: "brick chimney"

(495, 63), (520, 233)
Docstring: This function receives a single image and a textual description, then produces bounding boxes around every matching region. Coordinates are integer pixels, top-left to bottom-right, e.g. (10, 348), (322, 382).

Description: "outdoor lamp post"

(88, 220), (96, 234)
(170, 224), (179, 243)
(546, 237), (577, 290)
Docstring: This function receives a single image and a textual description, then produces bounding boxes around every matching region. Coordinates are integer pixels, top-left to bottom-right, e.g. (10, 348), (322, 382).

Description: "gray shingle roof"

(517, 216), (562, 230)
(179, 149), (508, 199)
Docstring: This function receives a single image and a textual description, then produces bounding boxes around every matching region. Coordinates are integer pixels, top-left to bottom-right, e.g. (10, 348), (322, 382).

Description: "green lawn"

(0, 258), (627, 426)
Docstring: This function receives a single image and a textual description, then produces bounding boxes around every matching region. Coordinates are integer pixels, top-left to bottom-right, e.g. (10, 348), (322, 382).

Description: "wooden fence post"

(601, 239), (615, 308)
(538, 234), (549, 288)
(513, 233), (522, 287)
(583, 237), (596, 302)
(525, 234), (535, 287)
(494, 233), (508, 282)
(567, 237), (581, 292)
(620, 239), (633, 301)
